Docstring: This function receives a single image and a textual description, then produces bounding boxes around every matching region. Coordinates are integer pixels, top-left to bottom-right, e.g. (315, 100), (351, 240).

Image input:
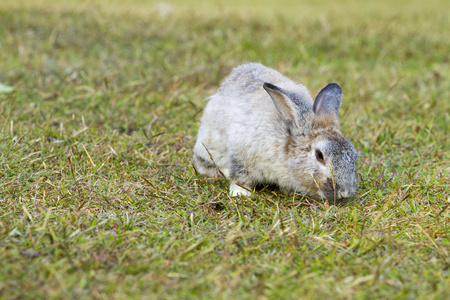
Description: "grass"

(0, 0), (449, 298)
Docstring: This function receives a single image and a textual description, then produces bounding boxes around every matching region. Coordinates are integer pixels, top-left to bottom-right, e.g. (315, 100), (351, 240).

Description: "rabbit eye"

(315, 149), (325, 165)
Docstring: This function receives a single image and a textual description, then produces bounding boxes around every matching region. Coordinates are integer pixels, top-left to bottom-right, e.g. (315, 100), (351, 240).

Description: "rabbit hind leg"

(193, 153), (219, 178)
(229, 156), (252, 197)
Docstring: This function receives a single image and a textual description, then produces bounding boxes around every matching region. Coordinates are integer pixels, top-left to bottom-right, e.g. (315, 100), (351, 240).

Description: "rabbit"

(193, 62), (358, 201)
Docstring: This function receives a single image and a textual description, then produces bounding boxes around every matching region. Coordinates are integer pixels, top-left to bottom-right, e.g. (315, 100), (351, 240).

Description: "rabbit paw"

(229, 182), (252, 197)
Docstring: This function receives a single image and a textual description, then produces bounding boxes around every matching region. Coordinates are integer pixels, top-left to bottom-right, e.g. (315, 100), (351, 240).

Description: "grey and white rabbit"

(193, 63), (358, 201)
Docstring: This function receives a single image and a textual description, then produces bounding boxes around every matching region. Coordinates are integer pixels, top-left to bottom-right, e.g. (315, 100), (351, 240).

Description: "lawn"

(0, 0), (449, 298)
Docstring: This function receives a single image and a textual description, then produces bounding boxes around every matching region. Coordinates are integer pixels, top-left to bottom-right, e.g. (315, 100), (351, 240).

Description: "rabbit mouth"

(317, 187), (338, 202)
(317, 179), (355, 202)
(309, 172), (340, 201)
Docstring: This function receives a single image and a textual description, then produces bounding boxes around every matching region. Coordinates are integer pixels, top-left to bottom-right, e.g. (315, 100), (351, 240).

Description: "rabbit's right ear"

(263, 83), (313, 134)
(313, 83), (342, 118)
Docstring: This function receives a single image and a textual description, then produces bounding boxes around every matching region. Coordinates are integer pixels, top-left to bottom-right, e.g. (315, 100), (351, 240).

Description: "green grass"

(0, 0), (449, 298)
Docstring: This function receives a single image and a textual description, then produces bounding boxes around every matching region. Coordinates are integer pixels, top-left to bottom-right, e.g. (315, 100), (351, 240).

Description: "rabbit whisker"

(329, 165), (337, 204)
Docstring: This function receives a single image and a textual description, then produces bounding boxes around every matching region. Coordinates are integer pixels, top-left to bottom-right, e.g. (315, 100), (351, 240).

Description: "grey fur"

(193, 63), (358, 200)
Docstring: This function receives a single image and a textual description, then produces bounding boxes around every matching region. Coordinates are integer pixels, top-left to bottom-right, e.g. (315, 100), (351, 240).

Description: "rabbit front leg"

(228, 155), (252, 197)
(230, 182), (252, 197)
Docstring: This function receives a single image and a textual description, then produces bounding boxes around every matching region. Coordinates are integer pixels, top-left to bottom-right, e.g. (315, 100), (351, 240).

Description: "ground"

(0, 0), (449, 299)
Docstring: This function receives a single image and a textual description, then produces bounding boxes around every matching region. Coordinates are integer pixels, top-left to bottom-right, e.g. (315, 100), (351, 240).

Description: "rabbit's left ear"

(313, 83), (342, 118)
(263, 82), (313, 134)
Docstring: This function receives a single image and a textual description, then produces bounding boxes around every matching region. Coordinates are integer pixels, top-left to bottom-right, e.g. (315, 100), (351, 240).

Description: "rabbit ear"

(263, 82), (313, 132)
(313, 83), (342, 118)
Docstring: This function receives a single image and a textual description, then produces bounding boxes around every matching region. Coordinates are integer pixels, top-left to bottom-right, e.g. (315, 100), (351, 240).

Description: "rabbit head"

(263, 82), (358, 201)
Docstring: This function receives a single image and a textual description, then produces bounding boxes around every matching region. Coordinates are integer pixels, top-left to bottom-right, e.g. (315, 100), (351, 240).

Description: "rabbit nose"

(338, 190), (351, 199)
